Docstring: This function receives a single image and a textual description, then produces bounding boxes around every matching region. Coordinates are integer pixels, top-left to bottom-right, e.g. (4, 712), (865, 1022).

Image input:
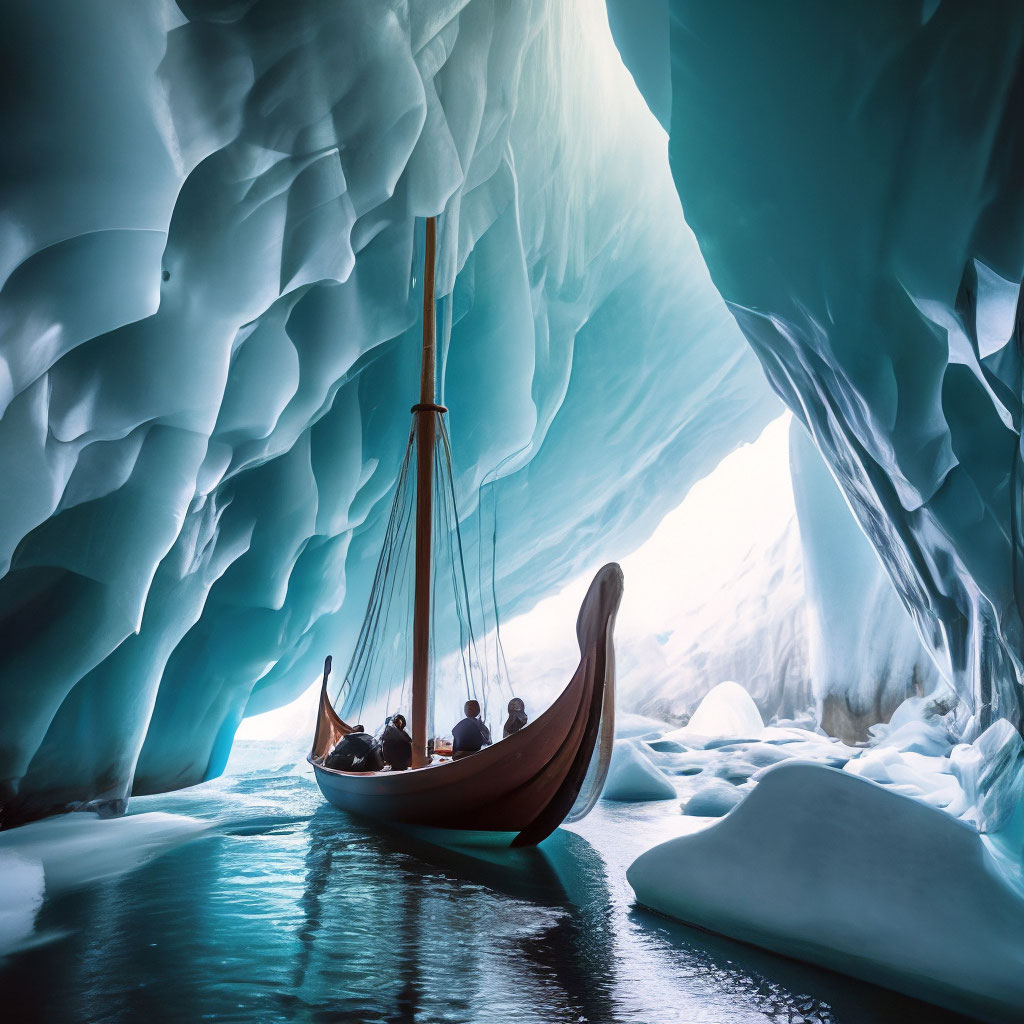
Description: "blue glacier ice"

(609, 0), (1024, 741)
(602, 739), (676, 802)
(0, 0), (1020, 857)
(790, 422), (942, 741)
(0, 0), (778, 822)
(3, 3), (1024, 1019)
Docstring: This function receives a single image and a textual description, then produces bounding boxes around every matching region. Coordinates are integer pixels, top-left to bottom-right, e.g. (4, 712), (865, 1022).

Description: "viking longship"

(308, 217), (622, 847)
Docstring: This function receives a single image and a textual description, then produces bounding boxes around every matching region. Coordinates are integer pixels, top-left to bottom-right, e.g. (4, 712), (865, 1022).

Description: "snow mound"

(0, 811), (209, 893)
(661, 682), (764, 747)
(0, 853), (45, 957)
(682, 780), (744, 817)
(602, 740), (676, 802)
(627, 761), (1024, 1021)
(951, 719), (1024, 835)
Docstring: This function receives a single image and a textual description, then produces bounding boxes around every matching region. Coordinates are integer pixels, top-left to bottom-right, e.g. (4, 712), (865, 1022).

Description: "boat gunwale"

(307, 655), (591, 794)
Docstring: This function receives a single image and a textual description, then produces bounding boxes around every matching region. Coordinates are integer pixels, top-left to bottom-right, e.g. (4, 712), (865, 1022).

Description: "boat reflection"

(294, 805), (617, 1023)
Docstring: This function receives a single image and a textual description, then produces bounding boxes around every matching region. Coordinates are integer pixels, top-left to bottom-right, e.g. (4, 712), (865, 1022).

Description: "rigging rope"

(334, 411), (514, 739)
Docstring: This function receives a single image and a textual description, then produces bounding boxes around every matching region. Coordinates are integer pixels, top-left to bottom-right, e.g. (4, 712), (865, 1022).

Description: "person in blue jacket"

(451, 700), (492, 760)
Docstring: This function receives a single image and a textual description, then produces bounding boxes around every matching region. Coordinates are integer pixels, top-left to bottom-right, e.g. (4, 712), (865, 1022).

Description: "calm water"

(2, 743), (975, 1024)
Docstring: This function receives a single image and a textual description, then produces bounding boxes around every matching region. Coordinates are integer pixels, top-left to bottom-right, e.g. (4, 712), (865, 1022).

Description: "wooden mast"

(411, 216), (437, 768)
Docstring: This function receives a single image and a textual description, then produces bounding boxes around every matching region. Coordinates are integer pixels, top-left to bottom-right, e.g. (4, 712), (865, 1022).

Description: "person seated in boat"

(451, 700), (492, 760)
(503, 697), (528, 738)
(381, 713), (413, 771)
(324, 725), (384, 772)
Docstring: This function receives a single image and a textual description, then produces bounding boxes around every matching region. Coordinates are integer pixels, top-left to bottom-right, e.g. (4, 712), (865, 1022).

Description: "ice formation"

(1, 0), (1021, 848)
(601, 740), (676, 802)
(610, 1), (1024, 737)
(0, 1), (779, 821)
(627, 762), (1024, 1021)
(0, 810), (208, 954)
(790, 424), (942, 741)
(681, 779), (743, 818)
(684, 682), (763, 738)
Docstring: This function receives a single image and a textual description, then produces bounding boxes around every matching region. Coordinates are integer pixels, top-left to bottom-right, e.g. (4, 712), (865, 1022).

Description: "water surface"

(2, 742), (975, 1023)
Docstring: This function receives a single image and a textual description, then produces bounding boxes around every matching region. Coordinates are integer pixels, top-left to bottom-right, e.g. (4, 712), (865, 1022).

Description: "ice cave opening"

(2, 0), (1023, 1021)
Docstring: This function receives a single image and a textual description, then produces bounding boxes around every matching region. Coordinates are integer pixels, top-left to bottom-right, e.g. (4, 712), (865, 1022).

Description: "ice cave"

(1, 1), (1022, 1022)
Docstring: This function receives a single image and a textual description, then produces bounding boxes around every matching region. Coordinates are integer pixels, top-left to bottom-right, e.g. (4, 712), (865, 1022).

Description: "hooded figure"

(503, 698), (528, 738)
(381, 713), (413, 771)
(325, 725), (384, 772)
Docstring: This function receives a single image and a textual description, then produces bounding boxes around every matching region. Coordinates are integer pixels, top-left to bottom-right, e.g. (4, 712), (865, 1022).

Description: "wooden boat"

(309, 217), (623, 847)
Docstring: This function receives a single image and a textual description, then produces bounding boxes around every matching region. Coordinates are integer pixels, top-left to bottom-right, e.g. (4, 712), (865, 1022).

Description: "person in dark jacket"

(503, 698), (528, 738)
(381, 713), (413, 771)
(451, 700), (492, 760)
(325, 725), (383, 772)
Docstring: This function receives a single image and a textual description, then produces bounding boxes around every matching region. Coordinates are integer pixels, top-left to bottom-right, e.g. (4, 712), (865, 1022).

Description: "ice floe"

(628, 761), (1024, 1021)
(602, 740), (676, 802)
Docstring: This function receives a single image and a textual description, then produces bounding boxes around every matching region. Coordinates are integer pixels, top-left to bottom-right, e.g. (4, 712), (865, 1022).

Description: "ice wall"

(790, 422), (942, 742)
(610, 1), (1024, 737)
(0, 0), (778, 822)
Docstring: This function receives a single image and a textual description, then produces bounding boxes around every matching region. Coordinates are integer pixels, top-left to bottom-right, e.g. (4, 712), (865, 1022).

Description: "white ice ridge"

(0, 0), (778, 820)
(627, 762), (1024, 1022)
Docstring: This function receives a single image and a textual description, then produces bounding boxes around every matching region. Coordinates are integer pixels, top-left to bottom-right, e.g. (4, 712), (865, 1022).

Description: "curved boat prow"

(512, 561), (623, 845)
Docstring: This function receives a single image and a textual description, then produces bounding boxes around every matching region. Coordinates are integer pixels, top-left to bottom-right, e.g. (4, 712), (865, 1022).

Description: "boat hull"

(310, 562), (622, 847)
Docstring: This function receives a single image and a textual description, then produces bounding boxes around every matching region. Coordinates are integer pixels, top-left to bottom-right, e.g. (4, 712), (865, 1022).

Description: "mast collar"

(411, 403), (448, 414)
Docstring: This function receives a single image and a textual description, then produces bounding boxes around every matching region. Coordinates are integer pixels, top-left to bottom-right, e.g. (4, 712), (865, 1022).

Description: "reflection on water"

(2, 749), (974, 1023)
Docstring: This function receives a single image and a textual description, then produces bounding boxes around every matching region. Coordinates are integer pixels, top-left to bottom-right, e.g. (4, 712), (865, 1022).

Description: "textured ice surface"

(602, 740), (676, 802)
(0, 0), (779, 819)
(951, 720), (1024, 835)
(790, 424), (942, 742)
(628, 762), (1024, 1022)
(612, 1), (1024, 738)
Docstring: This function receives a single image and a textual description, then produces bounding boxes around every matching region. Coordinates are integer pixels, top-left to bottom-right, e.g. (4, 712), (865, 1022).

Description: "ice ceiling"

(0, 0), (1021, 822)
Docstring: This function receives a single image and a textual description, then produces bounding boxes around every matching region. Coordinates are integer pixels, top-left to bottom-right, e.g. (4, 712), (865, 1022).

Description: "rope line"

(333, 411), (515, 738)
